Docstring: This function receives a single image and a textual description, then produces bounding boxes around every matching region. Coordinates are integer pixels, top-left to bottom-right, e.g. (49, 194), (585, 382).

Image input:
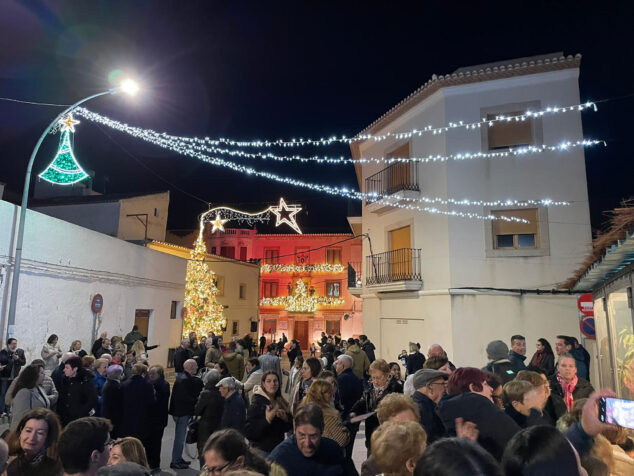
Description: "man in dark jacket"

(411, 369), (448, 444)
(406, 342), (426, 376)
(173, 339), (192, 377)
(91, 332), (108, 356)
(168, 359), (202, 469)
(508, 334), (527, 372)
(217, 377), (246, 433)
(195, 370), (223, 466)
(259, 335), (266, 355)
(570, 336), (591, 381)
(483, 340), (517, 384)
(57, 356), (98, 426)
(0, 338), (26, 415)
(147, 364), (170, 472)
(335, 355), (363, 417)
(123, 325), (145, 347)
(548, 354), (594, 420)
(359, 335), (376, 363)
(102, 365), (124, 438)
(93, 338), (111, 359)
(121, 363), (155, 445)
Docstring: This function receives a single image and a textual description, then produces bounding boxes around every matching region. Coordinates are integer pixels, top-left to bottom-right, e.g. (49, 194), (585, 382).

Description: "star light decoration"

(210, 214), (228, 233)
(59, 114), (80, 132)
(270, 198), (302, 234)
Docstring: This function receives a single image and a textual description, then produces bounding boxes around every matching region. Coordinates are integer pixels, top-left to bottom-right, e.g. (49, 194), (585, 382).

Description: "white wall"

(0, 200), (186, 367)
(33, 202), (121, 237)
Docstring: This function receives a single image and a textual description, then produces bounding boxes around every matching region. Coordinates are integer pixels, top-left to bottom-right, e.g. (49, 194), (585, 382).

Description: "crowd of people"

(0, 328), (630, 476)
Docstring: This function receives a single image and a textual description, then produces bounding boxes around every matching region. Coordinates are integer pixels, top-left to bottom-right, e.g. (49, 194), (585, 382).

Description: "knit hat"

(486, 340), (509, 361)
(412, 369), (449, 390)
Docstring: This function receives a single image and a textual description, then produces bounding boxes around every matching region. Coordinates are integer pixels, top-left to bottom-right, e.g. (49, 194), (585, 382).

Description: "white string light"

(75, 108), (571, 223)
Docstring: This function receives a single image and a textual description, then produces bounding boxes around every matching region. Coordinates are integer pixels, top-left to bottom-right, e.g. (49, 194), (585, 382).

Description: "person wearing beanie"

(412, 369), (448, 443)
(483, 340), (517, 384)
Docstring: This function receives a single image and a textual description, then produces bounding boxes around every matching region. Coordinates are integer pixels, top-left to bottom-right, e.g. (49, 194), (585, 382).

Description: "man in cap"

(483, 340), (517, 384)
(412, 369), (448, 443)
(217, 377), (246, 434)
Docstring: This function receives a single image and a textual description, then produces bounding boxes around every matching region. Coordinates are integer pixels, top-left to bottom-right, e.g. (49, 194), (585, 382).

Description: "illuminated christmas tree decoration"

(38, 125), (89, 185)
(202, 198), (302, 234)
(183, 232), (226, 337)
(270, 198), (302, 234)
(210, 214), (228, 233)
(259, 279), (344, 312)
(261, 263), (346, 274)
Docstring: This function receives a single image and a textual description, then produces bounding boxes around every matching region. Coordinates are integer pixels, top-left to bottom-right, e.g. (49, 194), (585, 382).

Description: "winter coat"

(336, 368), (363, 417)
(169, 371), (203, 417)
(406, 351), (426, 375)
(93, 372), (107, 414)
(345, 344), (370, 380)
(0, 348), (26, 380)
(220, 390), (246, 434)
(569, 347), (590, 380)
(10, 386), (50, 430)
(361, 340), (376, 363)
(529, 350), (555, 376)
(6, 452), (62, 476)
(102, 378), (124, 437)
(508, 351), (527, 371)
(351, 376), (403, 451)
(321, 405), (349, 448)
(245, 386), (292, 452)
(287, 346), (302, 367)
(484, 359), (517, 384)
(93, 346), (111, 359)
(221, 352), (245, 380)
(121, 375), (156, 441)
(205, 347), (222, 366)
(195, 384), (224, 452)
(504, 405), (550, 429)
(150, 377), (170, 429)
(438, 392), (521, 460)
(41, 343), (63, 372)
(173, 346), (192, 373)
(259, 352), (282, 381)
(412, 391), (445, 444)
(51, 363), (64, 392)
(57, 367), (98, 426)
(548, 374), (594, 419)
(269, 435), (344, 476)
(242, 368), (263, 403)
(124, 330), (144, 346)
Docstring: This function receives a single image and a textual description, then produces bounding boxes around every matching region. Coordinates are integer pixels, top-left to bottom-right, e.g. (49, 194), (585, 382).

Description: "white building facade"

(0, 200), (186, 367)
(352, 53), (594, 368)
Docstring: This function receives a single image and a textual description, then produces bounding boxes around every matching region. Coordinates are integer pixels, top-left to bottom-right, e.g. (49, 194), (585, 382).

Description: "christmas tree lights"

(38, 114), (89, 185)
(183, 232), (226, 337)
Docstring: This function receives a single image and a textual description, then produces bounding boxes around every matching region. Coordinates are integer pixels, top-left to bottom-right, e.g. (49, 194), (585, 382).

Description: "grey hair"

(203, 369), (221, 386)
(106, 364), (124, 380)
(337, 354), (353, 368)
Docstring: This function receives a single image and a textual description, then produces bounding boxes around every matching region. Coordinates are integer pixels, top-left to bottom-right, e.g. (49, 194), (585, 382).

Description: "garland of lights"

(39, 114), (90, 185)
(75, 108), (572, 222)
(153, 137), (603, 165)
(183, 232), (226, 336)
(128, 100), (597, 148)
(259, 279), (344, 312)
(261, 263), (346, 273)
(200, 198), (303, 234)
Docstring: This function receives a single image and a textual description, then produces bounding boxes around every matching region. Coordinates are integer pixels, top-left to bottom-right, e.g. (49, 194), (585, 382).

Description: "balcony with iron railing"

(365, 162), (420, 213)
(347, 261), (362, 295)
(365, 248), (423, 292)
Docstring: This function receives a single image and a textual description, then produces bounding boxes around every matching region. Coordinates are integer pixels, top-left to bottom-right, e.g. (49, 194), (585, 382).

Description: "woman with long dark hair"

(9, 364), (50, 430)
(291, 357), (322, 412)
(40, 334), (62, 374)
(245, 370), (292, 453)
(529, 338), (555, 376)
(5, 408), (62, 476)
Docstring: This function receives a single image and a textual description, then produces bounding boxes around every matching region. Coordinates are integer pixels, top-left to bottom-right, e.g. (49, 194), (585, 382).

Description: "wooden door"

(389, 226), (411, 279)
(134, 309), (150, 337)
(294, 321), (309, 350)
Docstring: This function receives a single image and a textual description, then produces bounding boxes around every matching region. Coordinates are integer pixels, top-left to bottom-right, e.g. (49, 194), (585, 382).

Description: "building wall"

(356, 67), (592, 365)
(0, 200), (186, 367)
(118, 192), (170, 242)
(32, 202), (121, 237)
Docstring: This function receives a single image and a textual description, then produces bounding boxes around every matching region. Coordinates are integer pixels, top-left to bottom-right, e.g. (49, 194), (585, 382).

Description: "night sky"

(1, 1), (633, 234)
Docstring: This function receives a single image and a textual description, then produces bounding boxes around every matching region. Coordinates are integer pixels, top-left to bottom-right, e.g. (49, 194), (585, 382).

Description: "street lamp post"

(5, 82), (138, 339)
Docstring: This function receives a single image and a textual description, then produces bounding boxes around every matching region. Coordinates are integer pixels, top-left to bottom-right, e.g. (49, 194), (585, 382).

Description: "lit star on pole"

(210, 214), (228, 233)
(59, 114), (80, 133)
(271, 197), (303, 234)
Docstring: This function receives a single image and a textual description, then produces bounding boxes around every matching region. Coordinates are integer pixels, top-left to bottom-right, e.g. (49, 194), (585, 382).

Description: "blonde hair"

(93, 358), (109, 371)
(376, 393), (420, 424)
(515, 370), (544, 387)
(69, 340), (82, 351)
(303, 379), (333, 408)
(371, 421), (427, 475)
(130, 340), (145, 356)
(369, 358), (390, 375)
(112, 437), (149, 468)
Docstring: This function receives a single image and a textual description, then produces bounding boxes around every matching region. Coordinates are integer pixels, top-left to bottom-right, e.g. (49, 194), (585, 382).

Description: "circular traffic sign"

(91, 294), (104, 314)
(580, 316), (595, 338)
(577, 293), (594, 316)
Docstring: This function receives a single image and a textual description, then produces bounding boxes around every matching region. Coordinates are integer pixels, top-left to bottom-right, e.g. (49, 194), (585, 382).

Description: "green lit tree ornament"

(38, 114), (89, 185)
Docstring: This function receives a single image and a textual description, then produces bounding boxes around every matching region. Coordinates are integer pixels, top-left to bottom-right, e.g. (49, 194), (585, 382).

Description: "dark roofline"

(30, 190), (170, 207)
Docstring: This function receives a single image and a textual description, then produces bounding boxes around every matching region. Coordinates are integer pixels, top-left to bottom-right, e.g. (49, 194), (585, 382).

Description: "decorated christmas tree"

(183, 232), (226, 337)
(39, 115), (89, 185)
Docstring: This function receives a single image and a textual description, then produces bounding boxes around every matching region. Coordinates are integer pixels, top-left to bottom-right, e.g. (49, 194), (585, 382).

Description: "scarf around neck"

(556, 373), (578, 411)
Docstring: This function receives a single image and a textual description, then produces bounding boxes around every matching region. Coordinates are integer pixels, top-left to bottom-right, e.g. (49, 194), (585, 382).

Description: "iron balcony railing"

(347, 261), (362, 288)
(365, 248), (422, 285)
(365, 162), (419, 202)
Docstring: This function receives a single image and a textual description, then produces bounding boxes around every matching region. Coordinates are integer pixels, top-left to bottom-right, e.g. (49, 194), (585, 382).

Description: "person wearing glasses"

(268, 402), (344, 476)
(411, 369), (448, 444)
(200, 428), (268, 475)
